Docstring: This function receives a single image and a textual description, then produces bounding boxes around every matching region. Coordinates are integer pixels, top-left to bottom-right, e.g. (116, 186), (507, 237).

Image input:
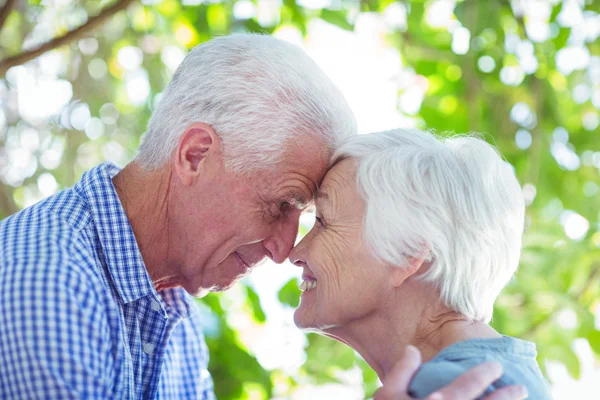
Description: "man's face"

(170, 130), (330, 296)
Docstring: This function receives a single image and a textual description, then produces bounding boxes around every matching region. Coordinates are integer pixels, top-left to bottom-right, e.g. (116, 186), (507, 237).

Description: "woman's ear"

(391, 247), (430, 287)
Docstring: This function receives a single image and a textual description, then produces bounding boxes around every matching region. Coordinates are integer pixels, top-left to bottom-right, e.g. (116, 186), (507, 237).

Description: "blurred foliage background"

(0, 0), (599, 398)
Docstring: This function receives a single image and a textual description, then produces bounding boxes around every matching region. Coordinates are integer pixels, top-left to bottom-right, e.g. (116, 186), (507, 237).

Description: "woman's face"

(289, 158), (395, 331)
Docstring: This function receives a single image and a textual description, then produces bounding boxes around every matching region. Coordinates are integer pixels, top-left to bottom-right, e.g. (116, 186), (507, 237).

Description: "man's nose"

(263, 217), (299, 264)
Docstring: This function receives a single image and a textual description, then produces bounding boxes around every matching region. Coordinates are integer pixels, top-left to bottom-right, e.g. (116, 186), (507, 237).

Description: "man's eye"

(269, 202), (291, 219)
(315, 216), (324, 226)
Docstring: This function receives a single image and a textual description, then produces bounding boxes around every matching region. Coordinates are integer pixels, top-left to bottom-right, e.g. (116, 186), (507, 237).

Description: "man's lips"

(234, 252), (250, 270)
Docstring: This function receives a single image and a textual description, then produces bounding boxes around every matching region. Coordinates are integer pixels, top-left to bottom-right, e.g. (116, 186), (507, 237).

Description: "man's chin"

(186, 284), (229, 297)
(180, 279), (228, 297)
(193, 288), (210, 298)
(192, 276), (242, 296)
(191, 255), (258, 296)
(217, 276), (245, 291)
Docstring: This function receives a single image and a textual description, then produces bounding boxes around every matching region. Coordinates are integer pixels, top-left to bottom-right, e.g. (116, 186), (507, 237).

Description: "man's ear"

(174, 122), (222, 185)
(390, 248), (430, 287)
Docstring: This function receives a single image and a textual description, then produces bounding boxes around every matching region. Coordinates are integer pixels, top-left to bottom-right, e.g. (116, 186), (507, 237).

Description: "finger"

(376, 345), (422, 398)
(434, 361), (503, 400)
(484, 385), (528, 400)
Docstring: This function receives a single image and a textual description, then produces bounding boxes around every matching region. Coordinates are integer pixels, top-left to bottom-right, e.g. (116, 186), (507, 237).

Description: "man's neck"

(112, 162), (176, 289)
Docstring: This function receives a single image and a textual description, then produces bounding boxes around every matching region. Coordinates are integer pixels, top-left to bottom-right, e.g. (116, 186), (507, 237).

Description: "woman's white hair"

(333, 129), (525, 322)
(136, 34), (356, 173)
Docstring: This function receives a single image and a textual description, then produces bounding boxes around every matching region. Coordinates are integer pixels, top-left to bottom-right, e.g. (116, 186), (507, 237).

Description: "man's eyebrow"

(287, 192), (310, 209)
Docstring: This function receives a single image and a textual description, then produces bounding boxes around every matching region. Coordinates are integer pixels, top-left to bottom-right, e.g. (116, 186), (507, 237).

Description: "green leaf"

(547, 331), (582, 379)
(303, 333), (358, 383)
(278, 278), (300, 307)
(243, 18), (275, 34)
(283, 0), (308, 35)
(552, 27), (570, 50)
(587, 330), (600, 356)
(320, 9), (354, 31)
(208, 338), (273, 399)
(245, 285), (266, 323)
(580, 319), (600, 356)
(561, 346), (581, 379)
(357, 357), (380, 398)
(549, 3), (562, 22)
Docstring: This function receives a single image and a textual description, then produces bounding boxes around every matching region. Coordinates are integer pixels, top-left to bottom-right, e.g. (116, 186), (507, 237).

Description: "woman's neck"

(324, 302), (501, 383)
(413, 313), (501, 363)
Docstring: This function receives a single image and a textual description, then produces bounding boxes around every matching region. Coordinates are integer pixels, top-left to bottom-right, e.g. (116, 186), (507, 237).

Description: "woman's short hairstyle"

(333, 129), (525, 322)
(136, 34), (356, 174)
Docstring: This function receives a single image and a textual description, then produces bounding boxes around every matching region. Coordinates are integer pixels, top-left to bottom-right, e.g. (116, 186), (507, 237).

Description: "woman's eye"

(279, 201), (291, 211)
(315, 216), (324, 226)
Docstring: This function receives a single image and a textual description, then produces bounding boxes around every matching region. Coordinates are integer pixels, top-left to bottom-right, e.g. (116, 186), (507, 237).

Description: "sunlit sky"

(1, 0), (600, 398)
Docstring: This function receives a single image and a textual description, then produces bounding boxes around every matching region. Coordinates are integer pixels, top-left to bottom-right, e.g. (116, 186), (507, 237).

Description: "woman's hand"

(373, 346), (529, 400)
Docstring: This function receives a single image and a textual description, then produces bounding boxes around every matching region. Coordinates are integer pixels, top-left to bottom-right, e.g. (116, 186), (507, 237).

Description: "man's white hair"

(333, 129), (525, 322)
(136, 34), (356, 173)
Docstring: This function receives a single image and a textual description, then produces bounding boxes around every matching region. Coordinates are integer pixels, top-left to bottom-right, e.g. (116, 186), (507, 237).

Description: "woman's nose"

(289, 239), (307, 267)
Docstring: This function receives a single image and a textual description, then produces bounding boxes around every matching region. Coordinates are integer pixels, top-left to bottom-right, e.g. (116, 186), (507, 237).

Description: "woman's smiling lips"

(302, 268), (316, 280)
(299, 269), (318, 291)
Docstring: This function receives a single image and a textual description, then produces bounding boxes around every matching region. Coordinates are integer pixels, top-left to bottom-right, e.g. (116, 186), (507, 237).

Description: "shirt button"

(150, 300), (161, 312)
(143, 342), (155, 355)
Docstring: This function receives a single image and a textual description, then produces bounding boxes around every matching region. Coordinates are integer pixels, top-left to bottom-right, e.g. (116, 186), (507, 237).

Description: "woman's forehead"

(316, 159), (361, 212)
(321, 159), (357, 191)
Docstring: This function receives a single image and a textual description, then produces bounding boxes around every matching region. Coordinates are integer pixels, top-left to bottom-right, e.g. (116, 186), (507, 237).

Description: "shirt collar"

(75, 162), (156, 304)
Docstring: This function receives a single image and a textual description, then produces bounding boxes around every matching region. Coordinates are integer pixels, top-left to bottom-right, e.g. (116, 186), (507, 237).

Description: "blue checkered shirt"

(0, 163), (216, 399)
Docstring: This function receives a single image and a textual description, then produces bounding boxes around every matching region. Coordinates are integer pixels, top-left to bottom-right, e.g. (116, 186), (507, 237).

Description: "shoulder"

(409, 349), (552, 399)
(0, 189), (105, 306)
(1, 186), (91, 236)
(0, 223), (113, 360)
(1, 188), (95, 266)
(494, 356), (553, 399)
(408, 359), (477, 398)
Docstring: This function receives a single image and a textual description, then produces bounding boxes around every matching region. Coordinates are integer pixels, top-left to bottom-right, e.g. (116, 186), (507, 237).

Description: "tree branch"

(0, 0), (137, 77)
(0, 0), (17, 32)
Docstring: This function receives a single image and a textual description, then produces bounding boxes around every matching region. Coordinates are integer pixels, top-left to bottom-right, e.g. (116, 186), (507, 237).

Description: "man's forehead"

(269, 147), (330, 205)
(280, 141), (330, 182)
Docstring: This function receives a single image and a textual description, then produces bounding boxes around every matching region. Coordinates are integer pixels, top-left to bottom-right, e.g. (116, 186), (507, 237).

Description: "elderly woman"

(290, 129), (551, 399)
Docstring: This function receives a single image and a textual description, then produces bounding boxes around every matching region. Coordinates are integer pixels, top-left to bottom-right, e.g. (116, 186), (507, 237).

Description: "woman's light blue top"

(408, 336), (552, 399)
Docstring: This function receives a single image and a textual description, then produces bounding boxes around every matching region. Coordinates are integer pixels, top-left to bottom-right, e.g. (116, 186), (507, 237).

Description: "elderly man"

(0, 34), (524, 399)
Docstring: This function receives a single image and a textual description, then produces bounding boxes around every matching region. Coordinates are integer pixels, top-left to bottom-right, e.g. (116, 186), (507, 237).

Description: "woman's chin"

(293, 308), (308, 329)
(293, 305), (316, 330)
